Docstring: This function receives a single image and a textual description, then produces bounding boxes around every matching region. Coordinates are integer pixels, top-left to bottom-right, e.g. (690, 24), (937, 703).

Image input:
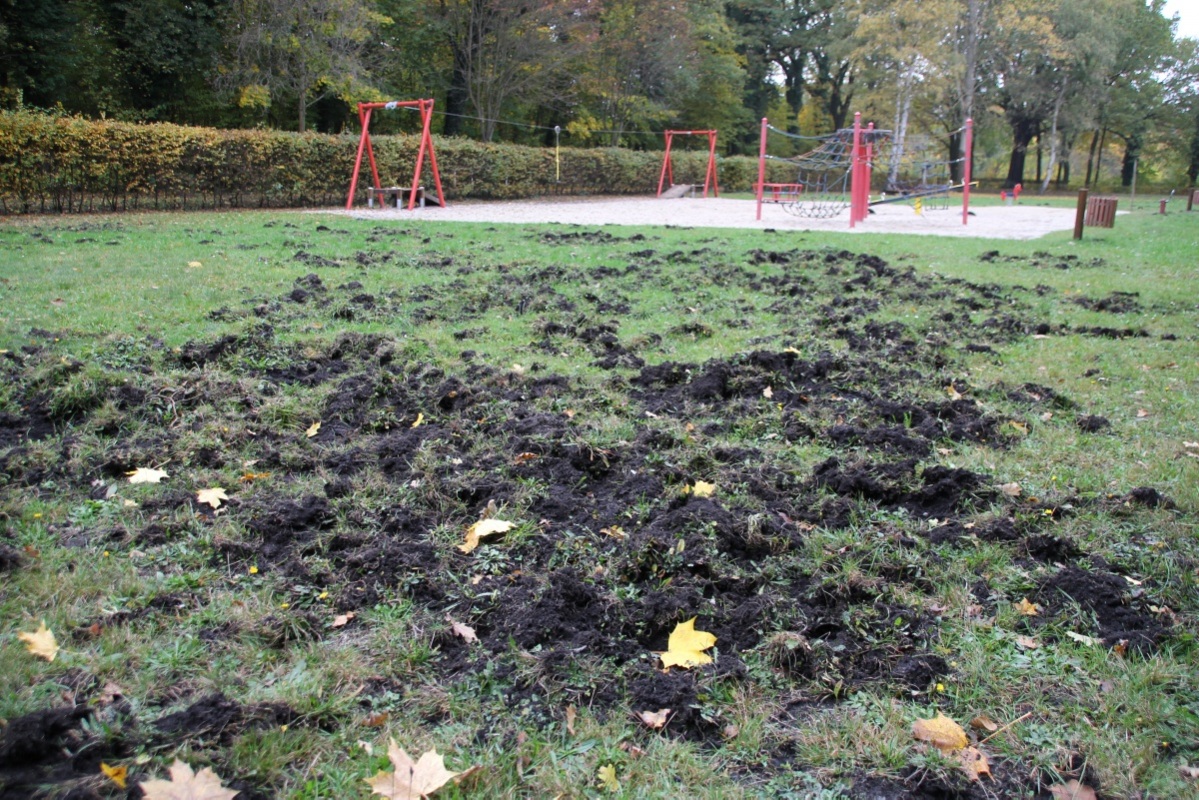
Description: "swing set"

(656, 130), (719, 198)
(345, 98), (446, 211)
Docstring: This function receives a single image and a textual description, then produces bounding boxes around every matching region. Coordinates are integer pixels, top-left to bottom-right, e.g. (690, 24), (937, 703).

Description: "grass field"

(1, 204), (1197, 799)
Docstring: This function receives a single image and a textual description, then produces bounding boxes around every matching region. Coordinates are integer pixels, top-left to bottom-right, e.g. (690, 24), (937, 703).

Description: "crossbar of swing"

(657, 130), (719, 198)
(345, 98), (446, 211)
(868, 181), (978, 207)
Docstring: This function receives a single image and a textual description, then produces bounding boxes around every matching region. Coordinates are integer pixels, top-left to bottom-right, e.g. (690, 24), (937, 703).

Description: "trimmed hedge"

(0, 111), (795, 214)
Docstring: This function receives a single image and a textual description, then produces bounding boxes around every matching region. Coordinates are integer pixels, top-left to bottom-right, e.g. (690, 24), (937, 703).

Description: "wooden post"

(1073, 188), (1088, 240)
(1188, 187), (1195, 212)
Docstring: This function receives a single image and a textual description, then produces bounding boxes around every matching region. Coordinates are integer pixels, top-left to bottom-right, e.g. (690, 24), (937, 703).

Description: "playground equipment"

(346, 99), (446, 211)
(756, 115), (974, 228)
(657, 130), (719, 198)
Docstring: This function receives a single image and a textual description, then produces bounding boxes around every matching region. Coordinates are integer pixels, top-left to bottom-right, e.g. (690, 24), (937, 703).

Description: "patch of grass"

(0, 205), (1196, 798)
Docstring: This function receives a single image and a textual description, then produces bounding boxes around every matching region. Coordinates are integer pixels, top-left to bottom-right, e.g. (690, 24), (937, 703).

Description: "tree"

(219, 0), (391, 132)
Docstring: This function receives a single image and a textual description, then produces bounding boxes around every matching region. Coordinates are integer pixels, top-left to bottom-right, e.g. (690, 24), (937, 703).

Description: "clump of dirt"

(1077, 414), (1111, 433)
(1035, 566), (1165, 652)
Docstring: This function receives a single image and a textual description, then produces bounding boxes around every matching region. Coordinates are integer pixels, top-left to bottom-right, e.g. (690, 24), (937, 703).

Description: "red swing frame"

(656, 130), (719, 198)
(345, 98), (446, 211)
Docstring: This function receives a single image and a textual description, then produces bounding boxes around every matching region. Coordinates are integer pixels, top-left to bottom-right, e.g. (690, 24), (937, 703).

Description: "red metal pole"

(850, 112), (862, 229)
(346, 104), (370, 209)
(657, 132), (674, 197)
(422, 100), (446, 208)
(364, 108), (383, 195)
(757, 118), (768, 220)
(962, 118), (973, 225)
(705, 131), (719, 197)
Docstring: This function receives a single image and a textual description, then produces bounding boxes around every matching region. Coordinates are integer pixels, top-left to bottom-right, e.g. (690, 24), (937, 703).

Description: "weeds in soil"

(0, 207), (1197, 798)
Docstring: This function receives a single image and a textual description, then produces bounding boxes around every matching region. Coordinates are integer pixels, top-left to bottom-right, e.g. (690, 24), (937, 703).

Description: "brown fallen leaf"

(1136, 408), (1150, 418)
(1048, 780), (1098, 800)
(1179, 764), (1199, 780)
(1014, 635), (1041, 650)
(722, 723), (740, 740)
(140, 759), (238, 800)
(331, 611), (356, 628)
(458, 518), (515, 554)
(636, 709), (671, 729)
(565, 704), (577, 736)
(970, 715), (999, 733)
(18, 620), (59, 661)
(999, 482), (1022, 497)
(957, 746), (991, 781)
(364, 712), (390, 727)
(366, 740), (461, 800)
(912, 714), (968, 753)
(446, 616), (478, 644)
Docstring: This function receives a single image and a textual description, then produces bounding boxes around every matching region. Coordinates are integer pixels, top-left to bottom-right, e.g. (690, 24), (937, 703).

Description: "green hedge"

(0, 111), (795, 214)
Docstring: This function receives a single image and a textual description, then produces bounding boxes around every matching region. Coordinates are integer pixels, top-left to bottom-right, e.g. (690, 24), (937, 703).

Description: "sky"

(1162, 0), (1199, 40)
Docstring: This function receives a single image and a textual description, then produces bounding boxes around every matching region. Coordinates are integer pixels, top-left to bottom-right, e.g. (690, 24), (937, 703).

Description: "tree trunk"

(298, 83), (307, 133)
(443, 45), (469, 136)
(1121, 134), (1142, 187)
(1084, 129), (1100, 187)
(1189, 111), (1199, 186)
(1095, 128), (1107, 187)
(1004, 118), (1037, 188)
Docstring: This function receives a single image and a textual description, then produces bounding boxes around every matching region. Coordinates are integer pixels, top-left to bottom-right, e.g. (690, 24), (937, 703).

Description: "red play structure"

(656, 130), (719, 198)
(345, 98), (446, 211)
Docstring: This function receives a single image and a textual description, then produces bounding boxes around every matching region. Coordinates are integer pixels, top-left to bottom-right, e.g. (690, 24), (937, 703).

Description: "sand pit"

(333, 195), (1079, 240)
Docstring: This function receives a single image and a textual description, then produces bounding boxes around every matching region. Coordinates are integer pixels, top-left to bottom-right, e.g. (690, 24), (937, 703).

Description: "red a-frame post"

(656, 130), (719, 198)
(345, 98), (446, 211)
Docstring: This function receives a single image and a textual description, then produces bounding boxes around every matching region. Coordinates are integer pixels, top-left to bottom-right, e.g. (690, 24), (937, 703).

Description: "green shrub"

(0, 110), (795, 214)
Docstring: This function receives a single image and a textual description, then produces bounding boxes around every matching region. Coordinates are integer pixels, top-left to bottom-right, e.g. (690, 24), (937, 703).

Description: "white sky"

(1163, 0), (1199, 40)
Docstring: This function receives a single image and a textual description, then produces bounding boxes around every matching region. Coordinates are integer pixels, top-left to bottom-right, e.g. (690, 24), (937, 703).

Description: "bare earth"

(331, 195), (1078, 240)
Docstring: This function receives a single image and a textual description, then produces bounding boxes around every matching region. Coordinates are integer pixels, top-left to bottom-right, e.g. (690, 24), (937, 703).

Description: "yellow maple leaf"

(691, 481), (716, 498)
(597, 763), (620, 792)
(366, 739), (459, 800)
(17, 620), (59, 661)
(659, 617), (717, 669)
(912, 713), (968, 753)
(140, 759), (238, 800)
(196, 487), (229, 509)
(305, 421), (321, 438)
(127, 467), (168, 484)
(411, 412), (424, 428)
(946, 385), (963, 401)
(100, 762), (128, 789)
(1015, 597), (1040, 616)
(458, 519), (515, 554)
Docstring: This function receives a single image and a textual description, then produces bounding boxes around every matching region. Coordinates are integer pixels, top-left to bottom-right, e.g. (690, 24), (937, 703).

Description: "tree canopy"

(1, 0), (1194, 186)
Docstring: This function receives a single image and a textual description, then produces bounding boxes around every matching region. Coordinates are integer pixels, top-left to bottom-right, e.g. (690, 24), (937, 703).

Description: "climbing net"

(869, 130), (969, 213)
(755, 116), (973, 227)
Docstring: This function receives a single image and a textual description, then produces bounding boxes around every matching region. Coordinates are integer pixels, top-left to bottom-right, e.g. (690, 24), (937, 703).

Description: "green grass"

(1, 204), (1198, 798)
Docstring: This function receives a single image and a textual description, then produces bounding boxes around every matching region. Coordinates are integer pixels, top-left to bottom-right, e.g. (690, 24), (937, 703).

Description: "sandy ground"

(328, 194), (1080, 240)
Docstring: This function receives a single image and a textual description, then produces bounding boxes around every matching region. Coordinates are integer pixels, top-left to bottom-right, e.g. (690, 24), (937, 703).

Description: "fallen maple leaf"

(366, 740), (459, 800)
(196, 488), (229, 509)
(999, 482), (1022, 497)
(458, 518), (515, 554)
(597, 764), (620, 792)
(691, 480), (716, 498)
(1048, 780), (1098, 800)
(1014, 635), (1041, 650)
(912, 714), (968, 753)
(636, 709), (671, 729)
(331, 611), (356, 629)
(446, 616), (478, 643)
(101, 762), (128, 789)
(127, 467), (168, 484)
(659, 617), (717, 669)
(17, 620), (59, 661)
(957, 747), (991, 781)
(140, 759), (238, 800)
(1015, 597), (1040, 616)
(946, 385), (963, 401)
(305, 421), (321, 438)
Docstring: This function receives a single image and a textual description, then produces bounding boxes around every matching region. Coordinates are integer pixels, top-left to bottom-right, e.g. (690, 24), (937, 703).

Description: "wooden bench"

(367, 185), (424, 209)
(757, 183), (804, 202)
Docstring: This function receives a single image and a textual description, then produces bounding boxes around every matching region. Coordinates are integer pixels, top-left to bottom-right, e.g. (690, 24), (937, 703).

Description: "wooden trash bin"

(1085, 196), (1117, 228)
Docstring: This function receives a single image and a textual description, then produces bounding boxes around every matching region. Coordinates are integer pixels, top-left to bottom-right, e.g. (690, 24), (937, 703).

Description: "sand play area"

(336, 194), (1081, 240)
